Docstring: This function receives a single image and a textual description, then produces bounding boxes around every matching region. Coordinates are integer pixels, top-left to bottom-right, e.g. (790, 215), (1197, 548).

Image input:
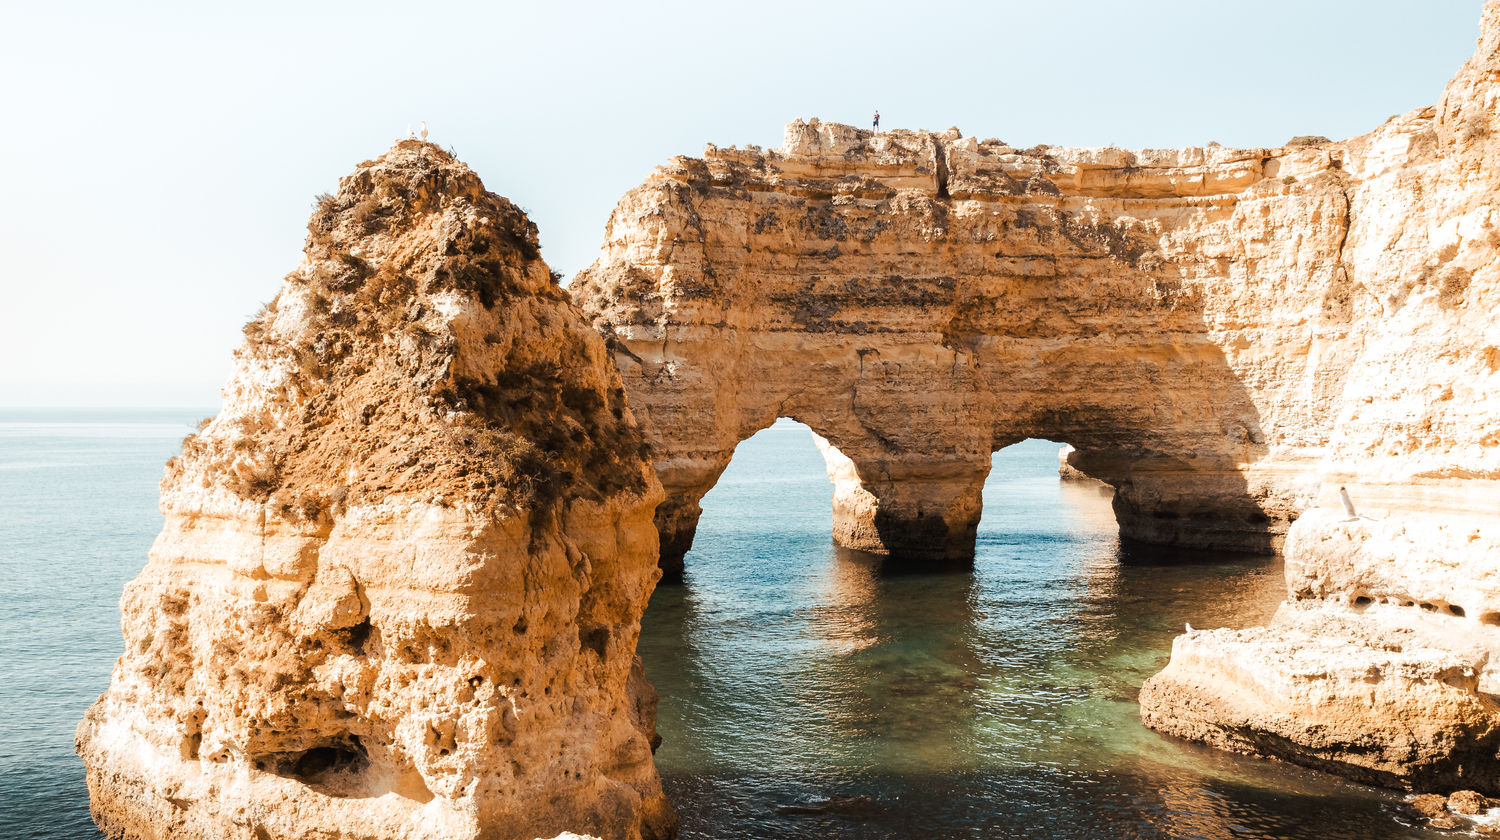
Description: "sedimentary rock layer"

(573, 0), (1500, 794)
(76, 142), (673, 840)
(574, 96), (1367, 574)
(1142, 0), (1500, 793)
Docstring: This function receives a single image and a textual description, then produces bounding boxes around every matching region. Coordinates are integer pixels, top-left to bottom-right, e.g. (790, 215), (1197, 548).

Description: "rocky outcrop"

(76, 142), (674, 840)
(574, 103), (1363, 576)
(1144, 0), (1500, 795)
(571, 0), (1500, 794)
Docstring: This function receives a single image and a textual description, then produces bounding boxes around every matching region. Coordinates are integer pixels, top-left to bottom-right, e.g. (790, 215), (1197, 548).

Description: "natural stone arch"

(574, 121), (1322, 575)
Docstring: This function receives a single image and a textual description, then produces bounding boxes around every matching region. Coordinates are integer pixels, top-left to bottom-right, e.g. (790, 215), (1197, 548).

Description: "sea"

(0, 410), (1441, 839)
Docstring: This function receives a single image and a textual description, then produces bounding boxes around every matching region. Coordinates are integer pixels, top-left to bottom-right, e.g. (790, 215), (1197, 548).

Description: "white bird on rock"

(421, 121), (429, 141)
(1339, 485), (1358, 520)
(1185, 622), (1193, 633)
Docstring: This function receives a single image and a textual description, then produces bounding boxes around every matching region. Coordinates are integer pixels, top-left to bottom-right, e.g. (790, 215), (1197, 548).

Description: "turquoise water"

(0, 412), (1437, 838)
(0, 409), (208, 840)
(640, 421), (1437, 839)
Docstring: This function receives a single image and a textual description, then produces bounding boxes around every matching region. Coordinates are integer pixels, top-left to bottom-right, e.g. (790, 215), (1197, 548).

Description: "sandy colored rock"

(1142, 0), (1500, 794)
(76, 141), (673, 840)
(570, 0), (1500, 794)
(1140, 598), (1500, 792)
(1410, 793), (1451, 820)
(575, 92), (1362, 573)
(1449, 790), (1497, 815)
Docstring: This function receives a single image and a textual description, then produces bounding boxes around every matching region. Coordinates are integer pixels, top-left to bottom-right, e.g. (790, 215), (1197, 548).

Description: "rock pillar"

(815, 434), (986, 562)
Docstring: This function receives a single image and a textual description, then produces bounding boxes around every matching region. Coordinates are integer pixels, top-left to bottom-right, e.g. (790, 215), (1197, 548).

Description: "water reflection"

(638, 427), (1436, 839)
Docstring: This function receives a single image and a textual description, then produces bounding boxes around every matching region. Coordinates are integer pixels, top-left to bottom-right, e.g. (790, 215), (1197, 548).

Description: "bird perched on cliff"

(421, 121), (429, 141)
(1185, 622), (1193, 632)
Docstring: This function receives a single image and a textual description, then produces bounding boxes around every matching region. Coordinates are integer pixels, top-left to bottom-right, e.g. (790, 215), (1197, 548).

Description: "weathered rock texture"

(76, 141), (674, 840)
(575, 101), (1358, 575)
(573, 0), (1500, 793)
(1141, 0), (1500, 793)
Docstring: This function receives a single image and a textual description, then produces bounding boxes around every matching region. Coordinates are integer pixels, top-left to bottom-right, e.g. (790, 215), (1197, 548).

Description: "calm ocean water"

(0, 411), (1438, 839)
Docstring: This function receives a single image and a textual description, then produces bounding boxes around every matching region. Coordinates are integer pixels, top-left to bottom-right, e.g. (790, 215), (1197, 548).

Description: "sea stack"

(76, 141), (674, 840)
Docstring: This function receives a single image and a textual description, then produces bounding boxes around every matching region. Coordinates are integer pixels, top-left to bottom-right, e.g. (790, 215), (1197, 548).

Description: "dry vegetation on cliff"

(77, 141), (672, 840)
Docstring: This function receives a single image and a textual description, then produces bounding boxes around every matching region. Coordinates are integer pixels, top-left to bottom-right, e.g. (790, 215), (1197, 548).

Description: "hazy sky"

(0, 1), (1483, 407)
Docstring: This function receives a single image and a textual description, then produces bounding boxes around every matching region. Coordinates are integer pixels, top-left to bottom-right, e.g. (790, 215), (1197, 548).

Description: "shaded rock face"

(574, 109), (1362, 576)
(76, 141), (674, 840)
(1144, 0), (1500, 794)
(571, 0), (1500, 793)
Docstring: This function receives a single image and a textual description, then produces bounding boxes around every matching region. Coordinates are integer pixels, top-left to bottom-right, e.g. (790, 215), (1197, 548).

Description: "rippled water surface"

(0, 412), (1439, 838)
(640, 421), (1437, 839)
(0, 409), (208, 840)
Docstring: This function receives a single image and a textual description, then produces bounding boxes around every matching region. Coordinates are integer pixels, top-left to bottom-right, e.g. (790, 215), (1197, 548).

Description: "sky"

(0, 0), (1484, 407)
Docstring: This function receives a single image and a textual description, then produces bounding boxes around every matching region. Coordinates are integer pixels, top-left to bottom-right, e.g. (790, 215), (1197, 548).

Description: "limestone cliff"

(573, 0), (1500, 794)
(76, 141), (674, 840)
(1141, 0), (1500, 793)
(574, 104), (1361, 576)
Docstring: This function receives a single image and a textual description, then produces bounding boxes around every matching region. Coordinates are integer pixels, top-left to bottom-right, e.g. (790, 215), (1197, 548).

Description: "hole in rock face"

(513, 617), (528, 635)
(1481, 612), (1500, 626)
(1420, 602), (1439, 612)
(1449, 604), (1466, 617)
(345, 618), (372, 653)
(581, 625), (610, 660)
(258, 736), (369, 794)
(292, 739), (366, 781)
(1353, 596), (1373, 608)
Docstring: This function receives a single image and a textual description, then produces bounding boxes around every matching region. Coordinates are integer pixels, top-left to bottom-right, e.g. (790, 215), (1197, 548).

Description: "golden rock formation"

(574, 0), (1500, 793)
(76, 141), (674, 840)
(574, 116), (1354, 576)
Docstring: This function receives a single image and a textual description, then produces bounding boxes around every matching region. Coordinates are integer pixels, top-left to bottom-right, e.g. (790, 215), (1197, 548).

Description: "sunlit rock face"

(1148, 0), (1500, 794)
(574, 0), (1500, 791)
(76, 141), (674, 840)
(574, 119), (1357, 574)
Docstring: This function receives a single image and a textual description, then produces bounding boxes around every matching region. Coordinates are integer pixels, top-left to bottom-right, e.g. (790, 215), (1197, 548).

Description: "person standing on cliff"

(873, 110), (880, 133)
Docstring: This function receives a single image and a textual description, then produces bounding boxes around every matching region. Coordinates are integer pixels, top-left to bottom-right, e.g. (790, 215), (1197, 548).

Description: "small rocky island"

(77, 142), (674, 840)
(81, 1), (1500, 837)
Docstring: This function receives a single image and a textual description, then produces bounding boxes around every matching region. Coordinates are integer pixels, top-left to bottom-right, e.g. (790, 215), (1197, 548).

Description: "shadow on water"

(639, 427), (1437, 839)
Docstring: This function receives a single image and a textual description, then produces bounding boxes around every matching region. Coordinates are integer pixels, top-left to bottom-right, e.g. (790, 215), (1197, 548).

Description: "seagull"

(407, 123), (415, 140)
(420, 121), (429, 141)
(1185, 622), (1194, 633)
(1339, 485), (1358, 520)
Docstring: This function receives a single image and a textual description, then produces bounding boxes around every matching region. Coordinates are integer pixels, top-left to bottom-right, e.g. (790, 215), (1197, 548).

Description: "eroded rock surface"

(575, 94), (1365, 574)
(571, 0), (1500, 795)
(1145, 0), (1500, 794)
(76, 141), (674, 840)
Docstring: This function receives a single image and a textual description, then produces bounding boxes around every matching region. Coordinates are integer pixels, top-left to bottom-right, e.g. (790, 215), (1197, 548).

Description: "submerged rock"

(76, 141), (673, 840)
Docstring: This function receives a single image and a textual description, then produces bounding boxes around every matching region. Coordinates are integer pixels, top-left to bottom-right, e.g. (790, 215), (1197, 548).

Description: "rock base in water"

(76, 141), (674, 840)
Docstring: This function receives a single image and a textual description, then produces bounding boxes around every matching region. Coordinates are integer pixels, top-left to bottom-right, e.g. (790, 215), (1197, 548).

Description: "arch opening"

(638, 431), (1304, 837)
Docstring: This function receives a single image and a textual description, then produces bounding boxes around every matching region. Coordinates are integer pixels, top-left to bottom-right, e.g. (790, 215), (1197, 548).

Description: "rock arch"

(573, 122), (1340, 577)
